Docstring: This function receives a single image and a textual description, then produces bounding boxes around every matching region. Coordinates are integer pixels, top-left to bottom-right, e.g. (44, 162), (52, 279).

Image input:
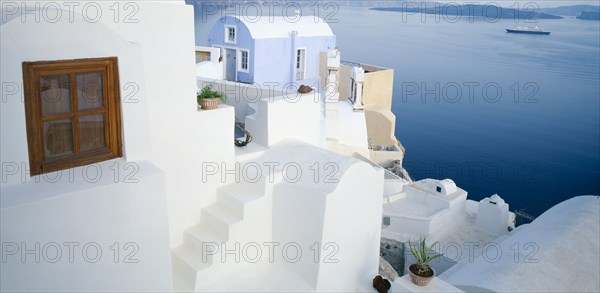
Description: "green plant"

(197, 85), (226, 103)
(408, 237), (443, 276)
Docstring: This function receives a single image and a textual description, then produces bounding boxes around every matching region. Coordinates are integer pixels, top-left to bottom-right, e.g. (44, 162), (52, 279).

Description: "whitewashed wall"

(268, 141), (384, 291)
(245, 93), (321, 147)
(196, 61), (223, 80)
(1, 1), (235, 291)
(318, 162), (383, 290)
(0, 160), (171, 292)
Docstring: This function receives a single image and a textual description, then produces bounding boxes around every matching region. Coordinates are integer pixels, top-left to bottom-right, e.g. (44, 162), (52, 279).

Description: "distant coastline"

(370, 4), (563, 20)
(577, 11), (600, 20)
(540, 5), (600, 17)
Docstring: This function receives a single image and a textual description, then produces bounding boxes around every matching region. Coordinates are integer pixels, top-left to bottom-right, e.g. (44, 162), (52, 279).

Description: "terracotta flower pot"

(408, 264), (435, 286)
(199, 98), (221, 110)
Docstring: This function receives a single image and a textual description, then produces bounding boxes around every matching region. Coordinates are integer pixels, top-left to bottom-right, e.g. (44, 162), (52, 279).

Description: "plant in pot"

(408, 237), (443, 286)
(197, 85), (226, 110)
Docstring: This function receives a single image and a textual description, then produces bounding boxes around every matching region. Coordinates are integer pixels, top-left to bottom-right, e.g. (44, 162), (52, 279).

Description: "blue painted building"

(208, 15), (336, 87)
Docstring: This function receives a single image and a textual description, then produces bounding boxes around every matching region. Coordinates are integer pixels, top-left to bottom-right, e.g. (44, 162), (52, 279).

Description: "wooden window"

(22, 57), (122, 176)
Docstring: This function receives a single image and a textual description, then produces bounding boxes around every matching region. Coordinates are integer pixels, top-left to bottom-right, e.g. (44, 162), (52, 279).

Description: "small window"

(382, 216), (390, 227)
(22, 57), (122, 176)
(436, 186), (442, 193)
(239, 50), (249, 72)
(295, 49), (306, 80)
(225, 26), (236, 43)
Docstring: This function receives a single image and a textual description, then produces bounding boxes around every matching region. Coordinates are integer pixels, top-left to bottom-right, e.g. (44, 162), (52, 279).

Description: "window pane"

(228, 27), (235, 41)
(79, 114), (106, 152)
(241, 51), (248, 70)
(40, 74), (71, 115)
(77, 72), (104, 110)
(43, 119), (73, 158)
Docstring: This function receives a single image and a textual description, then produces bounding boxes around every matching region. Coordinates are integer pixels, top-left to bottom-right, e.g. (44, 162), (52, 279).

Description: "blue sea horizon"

(330, 8), (599, 220)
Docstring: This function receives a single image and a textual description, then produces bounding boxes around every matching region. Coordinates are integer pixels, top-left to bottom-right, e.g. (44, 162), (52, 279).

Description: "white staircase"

(172, 179), (272, 291)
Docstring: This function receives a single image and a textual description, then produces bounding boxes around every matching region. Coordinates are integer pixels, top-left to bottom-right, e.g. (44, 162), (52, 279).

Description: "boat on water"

(506, 26), (550, 35)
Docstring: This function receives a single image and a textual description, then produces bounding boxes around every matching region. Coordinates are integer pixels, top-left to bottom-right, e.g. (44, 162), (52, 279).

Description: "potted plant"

(407, 237), (443, 286)
(197, 84), (226, 110)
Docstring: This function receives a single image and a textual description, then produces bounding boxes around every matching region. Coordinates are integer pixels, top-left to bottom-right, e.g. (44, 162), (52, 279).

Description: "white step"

(172, 245), (212, 290)
(174, 181), (272, 291)
(218, 182), (265, 218)
(183, 224), (226, 264)
(201, 203), (242, 240)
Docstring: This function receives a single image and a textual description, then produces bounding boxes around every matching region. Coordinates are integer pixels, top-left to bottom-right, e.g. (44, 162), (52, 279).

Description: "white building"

(207, 15), (336, 85)
(1, 1), (382, 292)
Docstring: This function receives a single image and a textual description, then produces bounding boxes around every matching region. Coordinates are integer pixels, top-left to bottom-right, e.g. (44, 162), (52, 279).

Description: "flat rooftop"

(383, 196), (444, 218)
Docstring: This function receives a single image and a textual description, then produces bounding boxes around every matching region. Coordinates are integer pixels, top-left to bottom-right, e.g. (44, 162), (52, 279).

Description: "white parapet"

(352, 66), (365, 82)
(1, 160), (173, 292)
(392, 275), (464, 292)
(350, 66), (365, 111)
(326, 49), (340, 69)
(383, 179), (468, 238)
(475, 194), (513, 236)
(196, 61), (224, 80)
(245, 92), (321, 147)
(195, 47), (224, 79)
(325, 49), (340, 102)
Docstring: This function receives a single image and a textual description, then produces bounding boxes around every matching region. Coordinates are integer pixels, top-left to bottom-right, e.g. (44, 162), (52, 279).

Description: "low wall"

(197, 78), (289, 122)
(245, 93), (321, 147)
(389, 216), (433, 237)
(365, 106), (399, 147)
(0, 160), (172, 292)
(196, 61), (223, 80)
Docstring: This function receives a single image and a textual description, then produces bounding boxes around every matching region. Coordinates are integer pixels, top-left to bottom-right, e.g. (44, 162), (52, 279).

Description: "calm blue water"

(330, 8), (600, 219)
(194, 4), (600, 219)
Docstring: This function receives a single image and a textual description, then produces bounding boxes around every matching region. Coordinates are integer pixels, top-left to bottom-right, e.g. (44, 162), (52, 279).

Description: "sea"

(193, 2), (600, 221)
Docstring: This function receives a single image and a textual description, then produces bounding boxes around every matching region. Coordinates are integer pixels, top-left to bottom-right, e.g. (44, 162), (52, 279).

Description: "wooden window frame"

(22, 57), (123, 176)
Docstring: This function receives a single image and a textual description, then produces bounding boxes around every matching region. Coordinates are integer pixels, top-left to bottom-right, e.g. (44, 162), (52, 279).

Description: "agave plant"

(408, 237), (444, 276)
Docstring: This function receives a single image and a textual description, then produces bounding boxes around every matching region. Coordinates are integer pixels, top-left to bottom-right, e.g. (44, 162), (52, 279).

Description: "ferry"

(506, 26), (551, 35)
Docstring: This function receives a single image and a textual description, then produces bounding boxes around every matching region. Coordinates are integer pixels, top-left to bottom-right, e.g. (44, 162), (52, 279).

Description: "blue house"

(208, 15), (336, 86)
